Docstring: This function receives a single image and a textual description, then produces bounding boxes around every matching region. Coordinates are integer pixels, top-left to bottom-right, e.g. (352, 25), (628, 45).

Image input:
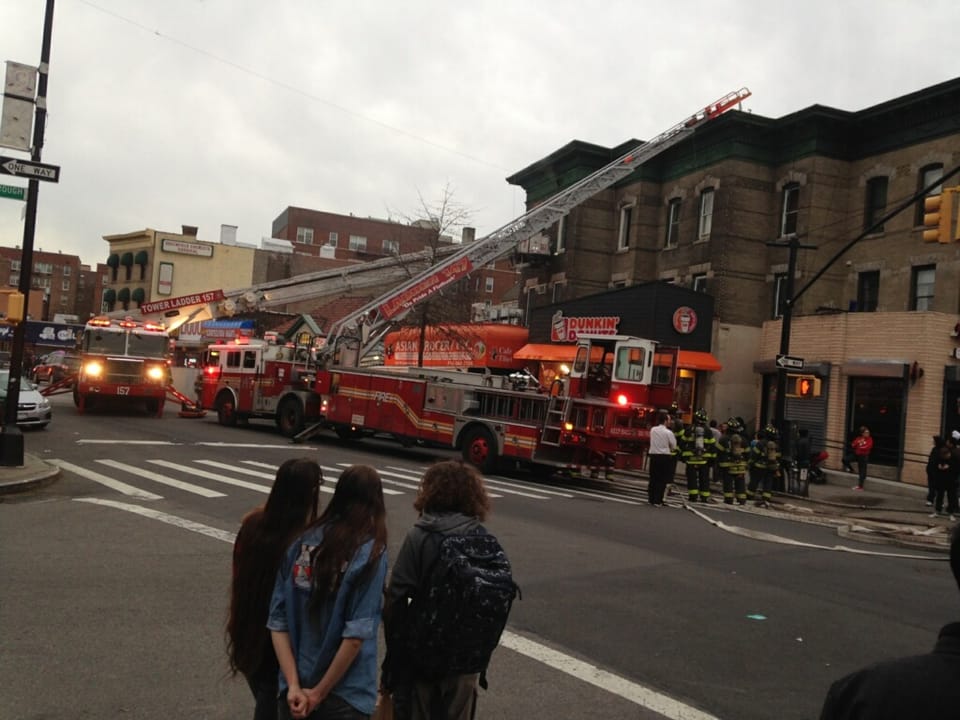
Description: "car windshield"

(0, 371), (34, 398)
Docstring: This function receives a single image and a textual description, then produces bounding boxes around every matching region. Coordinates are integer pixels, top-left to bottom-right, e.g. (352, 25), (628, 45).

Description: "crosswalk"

(48, 455), (669, 507)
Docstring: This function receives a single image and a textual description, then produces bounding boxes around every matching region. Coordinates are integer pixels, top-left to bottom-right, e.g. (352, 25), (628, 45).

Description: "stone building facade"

(507, 77), (960, 485)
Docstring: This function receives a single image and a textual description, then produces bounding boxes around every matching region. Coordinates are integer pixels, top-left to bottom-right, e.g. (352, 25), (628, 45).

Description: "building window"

(485, 276), (495, 293)
(63, 265), (71, 276)
(617, 205), (633, 251)
(780, 183), (800, 237)
(33, 277), (51, 289)
(911, 265), (935, 311)
(383, 239), (399, 255)
(349, 235), (367, 252)
(296, 227), (314, 244)
(34, 262), (52, 274)
(698, 188), (714, 241)
(552, 282), (564, 303)
(10, 260), (20, 271)
(60, 294), (68, 306)
(773, 273), (788, 318)
(555, 214), (567, 254)
(915, 163), (944, 225)
(9, 274), (18, 286)
(665, 199), (681, 248)
(864, 176), (888, 232)
(856, 271), (879, 312)
(327, 232), (338, 247)
(61, 280), (70, 291)
(692, 273), (708, 292)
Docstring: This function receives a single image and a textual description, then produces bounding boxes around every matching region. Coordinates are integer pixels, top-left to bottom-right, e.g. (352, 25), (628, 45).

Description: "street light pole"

(0, 0), (55, 467)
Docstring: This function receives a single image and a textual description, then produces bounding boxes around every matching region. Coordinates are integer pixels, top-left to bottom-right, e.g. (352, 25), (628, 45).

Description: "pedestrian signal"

(787, 374), (821, 398)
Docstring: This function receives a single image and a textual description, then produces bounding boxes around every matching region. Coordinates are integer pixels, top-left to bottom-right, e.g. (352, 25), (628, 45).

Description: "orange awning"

(514, 343), (606, 362)
(677, 350), (722, 372)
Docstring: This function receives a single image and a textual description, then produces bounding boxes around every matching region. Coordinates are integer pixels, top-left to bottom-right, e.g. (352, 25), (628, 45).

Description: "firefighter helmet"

(763, 424), (779, 441)
(694, 408), (709, 425)
(726, 416), (743, 434)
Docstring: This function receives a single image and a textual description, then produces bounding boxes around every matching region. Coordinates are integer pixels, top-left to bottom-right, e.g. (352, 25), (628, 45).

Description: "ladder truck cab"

(198, 337), (323, 435)
(75, 316), (171, 416)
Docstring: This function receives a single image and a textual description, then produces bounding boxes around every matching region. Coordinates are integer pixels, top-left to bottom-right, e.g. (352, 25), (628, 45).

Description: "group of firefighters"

(664, 406), (790, 507)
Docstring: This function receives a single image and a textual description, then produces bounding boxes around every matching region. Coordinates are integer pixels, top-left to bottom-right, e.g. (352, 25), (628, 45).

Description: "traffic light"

(787, 374), (821, 398)
(923, 189), (956, 243)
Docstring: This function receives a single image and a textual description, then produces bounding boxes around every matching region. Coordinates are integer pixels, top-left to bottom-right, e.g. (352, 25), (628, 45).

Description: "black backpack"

(405, 527), (519, 686)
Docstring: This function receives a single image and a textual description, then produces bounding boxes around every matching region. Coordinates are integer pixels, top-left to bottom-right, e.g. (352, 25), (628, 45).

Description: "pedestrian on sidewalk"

(926, 436), (945, 507)
(927, 444), (958, 521)
(268, 465), (388, 720)
(228, 458), (323, 720)
(646, 411), (677, 506)
(819, 526), (960, 718)
(851, 426), (873, 490)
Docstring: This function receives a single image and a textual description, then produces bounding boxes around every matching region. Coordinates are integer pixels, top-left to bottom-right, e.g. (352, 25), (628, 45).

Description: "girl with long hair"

(268, 464), (388, 719)
(228, 457), (323, 720)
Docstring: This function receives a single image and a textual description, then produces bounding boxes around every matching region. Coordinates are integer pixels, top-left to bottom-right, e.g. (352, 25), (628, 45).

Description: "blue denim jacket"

(267, 525), (387, 715)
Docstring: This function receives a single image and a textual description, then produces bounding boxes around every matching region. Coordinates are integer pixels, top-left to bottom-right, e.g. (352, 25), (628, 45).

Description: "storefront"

(173, 319), (256, 366)
(522, 282), (721, 418)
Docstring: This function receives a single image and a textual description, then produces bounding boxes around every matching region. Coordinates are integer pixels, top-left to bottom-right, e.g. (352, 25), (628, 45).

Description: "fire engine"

(72, 316), (171, 416)
(197, 88), (750, 472)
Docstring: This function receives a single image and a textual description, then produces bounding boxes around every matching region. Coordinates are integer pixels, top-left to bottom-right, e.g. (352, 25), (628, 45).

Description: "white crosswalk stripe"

(51, 459), (163, 500)
(147, 459), (271, 493)
(97, 459), (226, 498)
(230, 460), (403, 495)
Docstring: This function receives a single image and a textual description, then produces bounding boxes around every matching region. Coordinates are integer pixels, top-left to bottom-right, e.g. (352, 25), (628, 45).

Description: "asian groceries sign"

(140, 289), (225, 315)
(378, 257), (473, 320)
(550, 310), (620, 342)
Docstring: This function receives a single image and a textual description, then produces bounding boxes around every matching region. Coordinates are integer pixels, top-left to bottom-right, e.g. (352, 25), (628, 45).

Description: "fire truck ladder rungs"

(540, 395), (573, 446)
(325, 87), (751, 362)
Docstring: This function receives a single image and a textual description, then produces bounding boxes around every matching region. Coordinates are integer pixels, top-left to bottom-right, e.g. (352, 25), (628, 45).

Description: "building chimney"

(181, 225), (198, 237)
(220, 224), (238, 246)
(461, 226), (476, 244)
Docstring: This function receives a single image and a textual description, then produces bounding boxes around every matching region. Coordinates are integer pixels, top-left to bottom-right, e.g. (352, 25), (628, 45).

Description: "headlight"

(146, 365), (166, 381)
(84, 361), (103, 378)
(37, 396), (49, 408)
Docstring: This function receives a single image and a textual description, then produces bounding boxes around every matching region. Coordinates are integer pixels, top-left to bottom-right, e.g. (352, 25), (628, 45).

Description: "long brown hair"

(227, 458), (322, 677)
(309, 464), (386, 610)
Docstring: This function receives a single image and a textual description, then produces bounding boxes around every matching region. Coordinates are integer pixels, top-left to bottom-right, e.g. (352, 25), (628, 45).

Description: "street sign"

(776, 354), (804, 370)
(0, 156), (59, 183)
(0, 183), (25, 201)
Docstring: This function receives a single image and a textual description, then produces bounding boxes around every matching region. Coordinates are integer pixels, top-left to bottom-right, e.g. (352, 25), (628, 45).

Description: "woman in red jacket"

(851, 426), (874, 490)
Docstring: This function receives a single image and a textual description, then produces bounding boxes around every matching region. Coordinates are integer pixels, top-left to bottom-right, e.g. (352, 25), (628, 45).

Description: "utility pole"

(0, 0), (55, 467)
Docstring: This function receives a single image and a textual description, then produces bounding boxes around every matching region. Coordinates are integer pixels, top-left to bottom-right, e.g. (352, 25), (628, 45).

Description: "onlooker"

(851, 426), (873, 490)
(647, 411), (677, 506)
(926, 436), (945, 507)
(383, 461), (516, 720)
(927, 443), (959, 521)
(819, 527), (960, 718)
(793, 428), (811, 496)
(269, 465), (388, 720)
(842, 430), (857, 474)
(228, 458), (323, 720)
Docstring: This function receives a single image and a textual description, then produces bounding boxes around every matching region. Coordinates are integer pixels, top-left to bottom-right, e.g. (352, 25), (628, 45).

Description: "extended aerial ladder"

(320, 87), (751, 365)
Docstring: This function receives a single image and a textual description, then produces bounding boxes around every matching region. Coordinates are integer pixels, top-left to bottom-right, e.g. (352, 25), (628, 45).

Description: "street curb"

(836, 523), (950, 554)
(0, 464), (61, 496)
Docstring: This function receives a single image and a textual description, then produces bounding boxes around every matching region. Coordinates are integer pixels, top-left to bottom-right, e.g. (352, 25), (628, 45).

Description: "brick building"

(508, 77), (960, 485)
(0, 247), (84, 321)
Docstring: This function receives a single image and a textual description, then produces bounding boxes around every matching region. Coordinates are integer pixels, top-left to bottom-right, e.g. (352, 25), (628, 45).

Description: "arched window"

(132, 287), (146, 307)
(134, 250), (149, 281)
(102, 287), (116, 312)
(107, 253), (120, 282)
(120, 252), (134, 281)
(117, 287), (131, 310)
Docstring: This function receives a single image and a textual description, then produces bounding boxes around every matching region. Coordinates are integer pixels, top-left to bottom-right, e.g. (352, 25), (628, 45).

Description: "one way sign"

(0, 156), (60, 183)
(776, 354), (804, 370)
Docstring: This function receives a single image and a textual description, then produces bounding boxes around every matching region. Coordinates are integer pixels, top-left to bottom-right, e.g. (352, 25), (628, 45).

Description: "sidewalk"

(0, 452), (60, 495)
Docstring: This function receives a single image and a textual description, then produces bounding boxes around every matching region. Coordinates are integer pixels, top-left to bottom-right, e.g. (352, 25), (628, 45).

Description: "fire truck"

(72, 316), (172, 416)
(197, 88), (750, 472)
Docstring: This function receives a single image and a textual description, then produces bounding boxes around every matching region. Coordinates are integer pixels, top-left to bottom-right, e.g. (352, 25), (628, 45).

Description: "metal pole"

(1, 0), (54, 467)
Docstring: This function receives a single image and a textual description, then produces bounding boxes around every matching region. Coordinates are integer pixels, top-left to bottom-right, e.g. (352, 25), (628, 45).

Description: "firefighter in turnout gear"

(749, 425), (782, 507)
(679, 408), (716, 503)
(717, 416), (749, 505)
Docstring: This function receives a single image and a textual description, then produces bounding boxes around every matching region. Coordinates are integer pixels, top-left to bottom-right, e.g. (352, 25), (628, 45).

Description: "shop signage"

(672, 306), (698, 334)
(550, 310), (620, 342)
(161, 237), (214, 257)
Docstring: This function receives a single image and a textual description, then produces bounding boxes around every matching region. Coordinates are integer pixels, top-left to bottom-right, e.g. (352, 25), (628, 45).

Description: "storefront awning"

(677, 350), (722, 372)
(514, 343), (604, 362)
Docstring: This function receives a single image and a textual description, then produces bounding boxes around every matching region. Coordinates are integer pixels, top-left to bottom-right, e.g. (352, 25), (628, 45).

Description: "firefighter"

(716, 417), (749, 505)
(679, 408), (716, 503)
(749, 424), (781, 507)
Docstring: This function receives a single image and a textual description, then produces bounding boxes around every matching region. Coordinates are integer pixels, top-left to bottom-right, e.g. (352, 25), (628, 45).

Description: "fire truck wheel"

(216, 391), (238, 427)
(276, 397), (305, 437)
(461, 426), (499, 473)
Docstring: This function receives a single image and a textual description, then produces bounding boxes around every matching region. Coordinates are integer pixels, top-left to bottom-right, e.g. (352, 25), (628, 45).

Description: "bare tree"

(386, 183), (483, 367)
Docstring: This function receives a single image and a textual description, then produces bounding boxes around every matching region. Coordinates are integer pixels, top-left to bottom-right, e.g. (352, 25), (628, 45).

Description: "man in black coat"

(819, 527), (960, 718)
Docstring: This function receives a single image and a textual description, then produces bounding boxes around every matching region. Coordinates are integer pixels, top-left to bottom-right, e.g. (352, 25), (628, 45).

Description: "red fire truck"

(73, 316), (172, 416)
(197, 88), (749, 472)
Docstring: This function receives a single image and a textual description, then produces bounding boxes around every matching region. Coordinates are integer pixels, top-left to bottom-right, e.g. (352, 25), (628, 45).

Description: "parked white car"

(0, 370), (52, 429)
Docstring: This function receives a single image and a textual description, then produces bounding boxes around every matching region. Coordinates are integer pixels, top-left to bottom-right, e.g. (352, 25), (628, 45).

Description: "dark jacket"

(927, 447), (957, 490)
(820, 622), (960, 719)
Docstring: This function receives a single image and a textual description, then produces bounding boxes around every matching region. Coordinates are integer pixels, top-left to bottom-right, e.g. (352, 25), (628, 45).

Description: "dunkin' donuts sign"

(672, 306), (698, 334)
(551, 311), (620, 342)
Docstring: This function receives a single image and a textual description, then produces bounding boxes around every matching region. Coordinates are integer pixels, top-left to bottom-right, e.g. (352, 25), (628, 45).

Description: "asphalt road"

(1, 393), (955, 720)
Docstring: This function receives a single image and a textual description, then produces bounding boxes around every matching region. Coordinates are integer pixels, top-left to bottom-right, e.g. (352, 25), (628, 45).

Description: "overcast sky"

(0, 0), (956, 269)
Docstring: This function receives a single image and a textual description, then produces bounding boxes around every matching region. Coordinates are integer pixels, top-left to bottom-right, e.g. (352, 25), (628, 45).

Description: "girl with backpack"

(227, 458), (323, 720)
(268, 465), (388, 719)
